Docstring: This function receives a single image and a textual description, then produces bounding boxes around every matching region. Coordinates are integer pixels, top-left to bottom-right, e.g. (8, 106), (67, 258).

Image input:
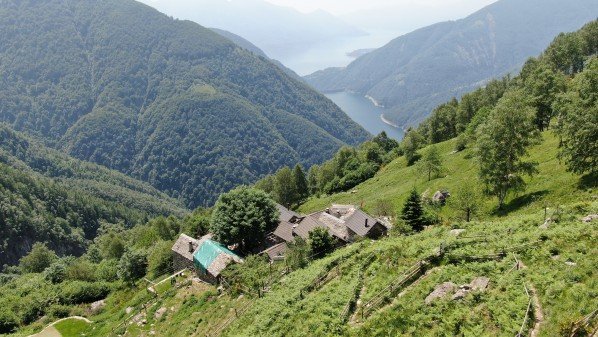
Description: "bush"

(0, 309), (19, 334)
(148, 241), (174, 278)
(59, 281), (111, 304)
(117, 250), (148, 285)
(48, 304), (71, 319)
(19, 243), (58, 273)
(44, 262), (67, 284)
(96, 259), (119, 282)
(66, 259), (96, 282)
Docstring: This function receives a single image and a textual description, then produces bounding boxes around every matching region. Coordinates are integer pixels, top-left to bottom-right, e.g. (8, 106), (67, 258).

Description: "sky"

(264, 0), (497, 16)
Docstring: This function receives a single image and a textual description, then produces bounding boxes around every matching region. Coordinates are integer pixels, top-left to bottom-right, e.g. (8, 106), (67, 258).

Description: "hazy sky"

(264, 0), (497, 16)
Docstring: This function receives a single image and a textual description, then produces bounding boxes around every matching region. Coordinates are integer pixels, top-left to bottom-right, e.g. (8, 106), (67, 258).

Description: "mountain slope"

(0, 124), (187, 266)
(143, 0), (365, 62)
(25, 133), (596, 337)
(210, 28), (304, 82)
(305, 0), (598, 127)
(0, 0), (370, 207)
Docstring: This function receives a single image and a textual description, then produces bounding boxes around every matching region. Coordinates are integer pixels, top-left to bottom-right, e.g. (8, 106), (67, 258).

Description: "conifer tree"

(401, 188), (425, 232)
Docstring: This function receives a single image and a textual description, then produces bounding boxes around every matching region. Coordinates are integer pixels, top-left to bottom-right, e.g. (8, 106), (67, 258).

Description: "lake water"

(326, 91), (404, 140)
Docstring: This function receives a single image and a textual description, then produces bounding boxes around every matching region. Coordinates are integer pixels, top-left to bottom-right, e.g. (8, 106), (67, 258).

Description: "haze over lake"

(326, 92), (404, 140)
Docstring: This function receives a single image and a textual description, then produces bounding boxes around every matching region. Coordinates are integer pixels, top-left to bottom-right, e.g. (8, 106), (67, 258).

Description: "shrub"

(0, 309), (19, 334)
(44, 262), (67, 284)
(19, 243), (57, 273)
(48, 304), (71, 319)
(117, 250), (147, 285)
(96, 259), (119, 282)
(59, 281), (111, 304)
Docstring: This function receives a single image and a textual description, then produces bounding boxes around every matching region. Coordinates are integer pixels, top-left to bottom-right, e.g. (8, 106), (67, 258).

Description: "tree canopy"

(211, 187), (279, 253)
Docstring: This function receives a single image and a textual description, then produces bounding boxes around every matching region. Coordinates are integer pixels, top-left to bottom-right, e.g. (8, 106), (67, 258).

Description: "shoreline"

(364, 95), (385, 108)
(380, 113), (401, 129)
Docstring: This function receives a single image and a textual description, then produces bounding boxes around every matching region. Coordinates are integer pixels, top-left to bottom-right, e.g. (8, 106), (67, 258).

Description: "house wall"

(173, 252), (195, 272)
(365, 223), (388, 239)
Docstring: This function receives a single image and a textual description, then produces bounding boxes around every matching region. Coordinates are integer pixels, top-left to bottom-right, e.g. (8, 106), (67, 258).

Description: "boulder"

(450, 229), (466, 236)
(90, 299), (106, 314)
(470, 277), (490, 291)
(581, 214), (598, 223)
(432, 190), (451, 205)
(155, 307), (167, 320)
(425, 282), (457, 304)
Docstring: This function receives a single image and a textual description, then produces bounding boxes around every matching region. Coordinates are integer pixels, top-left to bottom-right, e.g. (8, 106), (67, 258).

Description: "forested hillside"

(0, 124), (187, 266)
(305, 0), (598, 127)
(2, 21), (597, 337)
(0, 0), (369, 207)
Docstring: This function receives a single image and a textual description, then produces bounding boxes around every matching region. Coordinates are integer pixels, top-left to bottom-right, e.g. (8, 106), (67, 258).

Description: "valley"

(0, 1), (596, 337)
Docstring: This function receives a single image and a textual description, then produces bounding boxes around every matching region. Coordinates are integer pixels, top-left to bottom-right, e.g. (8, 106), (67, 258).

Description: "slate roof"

(262, 242), (288, 261)
(276, 204), (301, 223)
(273, 220), (296, 242)
(171, 234), (199, 262)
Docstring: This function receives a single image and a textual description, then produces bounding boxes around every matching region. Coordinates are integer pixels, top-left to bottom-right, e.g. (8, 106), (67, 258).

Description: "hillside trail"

(517, 261), (544, 337)
(28, 316), (92, 337)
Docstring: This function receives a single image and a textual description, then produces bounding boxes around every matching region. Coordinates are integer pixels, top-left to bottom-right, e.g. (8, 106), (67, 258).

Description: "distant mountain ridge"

(0, 0), (370, 207)
(210, 28), (304, 82)
(305, 0), (598, 127)
(142, 0), (366, 62)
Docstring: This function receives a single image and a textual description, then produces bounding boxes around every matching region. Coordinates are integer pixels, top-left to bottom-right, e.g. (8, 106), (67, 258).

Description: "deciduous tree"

(476, 90), (540, 207)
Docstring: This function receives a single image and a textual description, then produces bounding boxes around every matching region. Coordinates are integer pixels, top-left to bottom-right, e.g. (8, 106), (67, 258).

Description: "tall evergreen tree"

(477, 90), (541, 207)
(401, 189), (425, 232)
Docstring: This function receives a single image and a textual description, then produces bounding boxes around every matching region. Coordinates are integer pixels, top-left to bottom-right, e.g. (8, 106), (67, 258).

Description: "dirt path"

(28, 316), (92, 337)
(517, 260), (544, 337)
(529, 283), (545, 337)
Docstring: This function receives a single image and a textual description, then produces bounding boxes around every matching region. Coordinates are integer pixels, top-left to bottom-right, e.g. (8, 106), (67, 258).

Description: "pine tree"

(401, 188), (425, 232)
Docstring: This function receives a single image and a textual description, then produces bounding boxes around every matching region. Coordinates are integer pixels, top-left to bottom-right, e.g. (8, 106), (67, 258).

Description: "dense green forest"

(0, 124), (187, 266)
(305, 0), (598, 127)
(0, 0), (369, 207)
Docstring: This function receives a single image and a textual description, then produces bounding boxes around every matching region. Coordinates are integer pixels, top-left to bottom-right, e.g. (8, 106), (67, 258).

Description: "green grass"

(53, 319), (90, 337)
(299, 132), (591, 221)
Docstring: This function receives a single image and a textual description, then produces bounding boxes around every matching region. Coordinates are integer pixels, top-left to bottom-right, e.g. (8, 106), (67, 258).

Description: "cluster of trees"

(256, 132), (400, 207)
(0, 0), (369, 208)
(398, 20), (597, 206)
(0, 208), (211, 333)
(0, 125), (186, 266)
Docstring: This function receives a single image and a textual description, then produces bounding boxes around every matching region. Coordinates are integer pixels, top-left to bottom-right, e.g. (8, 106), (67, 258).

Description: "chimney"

(365, 219), (369, 227)
(188, 241), (194, 253)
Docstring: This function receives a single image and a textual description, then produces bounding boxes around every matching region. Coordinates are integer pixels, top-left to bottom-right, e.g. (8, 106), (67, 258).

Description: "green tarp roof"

(193, 239), (240, 272)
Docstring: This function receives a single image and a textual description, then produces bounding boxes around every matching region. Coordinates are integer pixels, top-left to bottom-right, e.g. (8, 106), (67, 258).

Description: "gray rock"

(425, 282), (457, 304)
(470, 277), (490, 291)
(90, 299), (106, 314)
(155, 307), (167, 320)
(450, 229), (466, 236)
(581, 214), (598, 223)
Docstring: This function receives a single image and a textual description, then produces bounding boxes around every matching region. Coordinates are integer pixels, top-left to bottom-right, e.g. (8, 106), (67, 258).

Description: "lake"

(326, 91), (404, 140)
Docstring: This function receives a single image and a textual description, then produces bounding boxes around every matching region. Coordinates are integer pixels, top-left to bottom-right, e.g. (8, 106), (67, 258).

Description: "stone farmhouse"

(261, 204), (389, 260)
(172, 233), (243, 284)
